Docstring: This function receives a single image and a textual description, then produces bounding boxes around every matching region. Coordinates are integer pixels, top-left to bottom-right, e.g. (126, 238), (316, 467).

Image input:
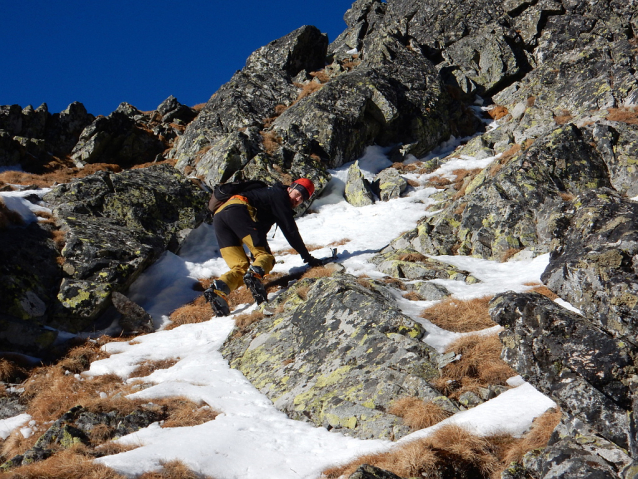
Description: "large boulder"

(491, 292), (638, 456)
(43, 164), (208, 331)
(344, 161), (375, 207)
(221, 273), (441, 440)
(541, 189), (638, 340)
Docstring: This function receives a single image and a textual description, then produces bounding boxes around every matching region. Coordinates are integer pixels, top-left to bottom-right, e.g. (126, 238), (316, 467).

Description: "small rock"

(112, 292), (154, 333)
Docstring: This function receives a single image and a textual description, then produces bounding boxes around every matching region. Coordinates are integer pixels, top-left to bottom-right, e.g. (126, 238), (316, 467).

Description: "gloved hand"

(305, 256), (323, 267)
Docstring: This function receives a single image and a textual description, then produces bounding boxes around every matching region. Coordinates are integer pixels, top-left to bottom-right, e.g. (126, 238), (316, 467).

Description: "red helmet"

(291, 178), (315, 200)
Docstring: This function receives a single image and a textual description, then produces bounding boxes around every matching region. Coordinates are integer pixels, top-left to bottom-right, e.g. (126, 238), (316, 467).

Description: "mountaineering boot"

(204, 279), (231, 317)
(243, 265), (268, 305)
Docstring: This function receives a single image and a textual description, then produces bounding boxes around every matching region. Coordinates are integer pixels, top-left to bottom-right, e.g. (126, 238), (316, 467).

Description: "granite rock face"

(491, 292), (637, 453)
(541, 190), (638, 340)
(222, 274), (441, 440)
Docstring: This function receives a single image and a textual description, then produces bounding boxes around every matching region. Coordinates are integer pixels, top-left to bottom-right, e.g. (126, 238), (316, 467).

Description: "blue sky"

(1, 0), (355, 116)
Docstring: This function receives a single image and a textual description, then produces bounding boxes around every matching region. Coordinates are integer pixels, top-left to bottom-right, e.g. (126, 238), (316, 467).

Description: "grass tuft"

(420, 296), (495, 333)
(402, 291), (422, 301)
(138, 459), (216, 479)
(523, 282), (559, 300)
(606, 106), (638, 125)
(234, 311), (264, 334)
(398, 252), (427, 262)
(323, 424), (499, 478)
(500, 248), (522, 262)
(129, 358), (180, 378)
(259, 131), (283, 155)
(434, 334), (516, 399)
(0, 197), (24, 229)
(167, 296), (212, 330)
(389, 397), (451, 430)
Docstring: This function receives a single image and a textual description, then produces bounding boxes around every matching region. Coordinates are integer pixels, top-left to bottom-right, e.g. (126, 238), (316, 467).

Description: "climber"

(204, 178), (323, 317)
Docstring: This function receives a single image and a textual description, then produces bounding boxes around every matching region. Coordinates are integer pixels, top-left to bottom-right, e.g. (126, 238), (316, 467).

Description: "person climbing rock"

(204, 178), (322, 316)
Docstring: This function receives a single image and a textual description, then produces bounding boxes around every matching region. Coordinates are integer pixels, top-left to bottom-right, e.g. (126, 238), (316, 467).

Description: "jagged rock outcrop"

(383, 124), (612, 261)
(0, 97), (197, 174)
(222, 273), (441, 440)
(491, 292), (638, 462)
(505, 416), (638, 479)
(541, 189), (638, 340)
(70, 98), (198, 168)
(171, 22), (479, 195)
(0, 102), (95, 170)
(170, 26), (331, 189)
(42, 164), (208, 331)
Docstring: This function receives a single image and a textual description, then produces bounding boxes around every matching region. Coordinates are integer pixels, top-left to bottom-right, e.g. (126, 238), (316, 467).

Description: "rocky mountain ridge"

(2, 0), (638, 477)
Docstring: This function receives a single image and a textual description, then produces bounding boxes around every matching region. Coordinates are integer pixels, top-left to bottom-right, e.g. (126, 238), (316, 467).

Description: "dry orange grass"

(398, 252), (427, 262)
(407, 178), (420, 188)
(275, 244), (323, 255)
(607, 106), (638, 125)
(389, 397), (452, 430)
(341, 58), (361, 71)
(420, 296), (495, 333)
(295, 81), (324, 101)
(309, 70), (330, 83)
(356, 276), (375, 291)
(454, 202), (468, 215)
(5, 361), (218, 459)
(234, 310), (264, 333)
(294, 285), (311, 301)
(425, 175), (453, 189)
(382, 277), (407, 291)
(500, 248), (522, 262)
(485, 106), (509, 120)
(323, 410), (559, 479)
(299, 265), (335, 280)
(50, 229), (66, 250)
(489, 144), (521, 177)
(130, 158), (177, 170)
(523, 282), (559, 300)
(228, 286), (254, 308)
(323, 424), (499, 478)
(57, 342), (109, 374)
(0, 197), (25, 229)
(402, 291), (422, 301)
(0, 163), (122, 188)
(327, 238), (350, 247)
(559, 192), (575, 201)
(138, 459), (216, 479)
(0, 359), (28, 383)
(499, 408), (562, 468)
(167, 296), (212, 330)
(158, 397), (219, 428)
(0, 446), (128, 479)
(392, 162), (422, 173)
(554, 109), (573, 125)
(129, 358), (180, 378)
(434, 334), (516, 399)
(259, 130), (283, 155)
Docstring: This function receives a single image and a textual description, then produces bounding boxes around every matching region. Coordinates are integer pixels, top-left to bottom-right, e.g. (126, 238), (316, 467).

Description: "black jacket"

(243, 183), (312, 261)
